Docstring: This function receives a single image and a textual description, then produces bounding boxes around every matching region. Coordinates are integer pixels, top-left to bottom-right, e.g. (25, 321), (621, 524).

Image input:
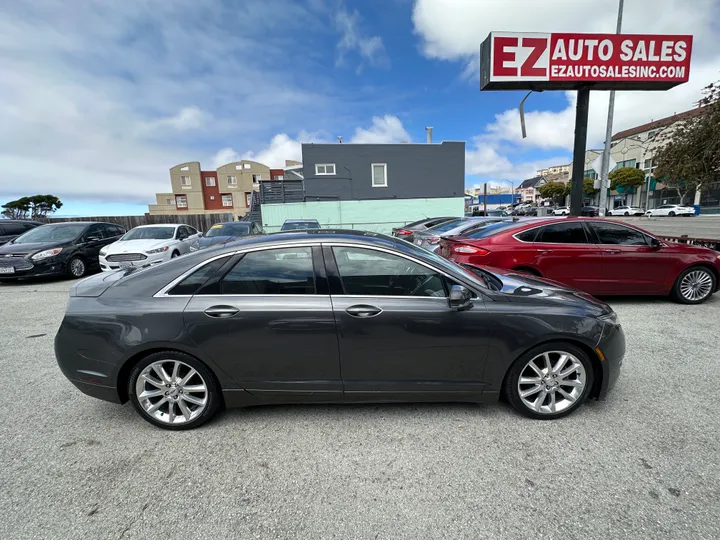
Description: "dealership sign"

(480, 32), (692, 91)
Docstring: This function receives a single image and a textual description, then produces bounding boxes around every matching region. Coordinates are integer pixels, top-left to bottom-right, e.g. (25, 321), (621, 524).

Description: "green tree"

(608, 167), (645, 191)
(654, 81), (720, 204)
(563, 178), (598, 196)
(1, 195), (63, 219)
(538, 181), (566, 202)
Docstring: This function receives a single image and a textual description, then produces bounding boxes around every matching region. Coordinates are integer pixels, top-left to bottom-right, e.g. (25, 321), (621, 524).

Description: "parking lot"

(1, 278), (719, 540)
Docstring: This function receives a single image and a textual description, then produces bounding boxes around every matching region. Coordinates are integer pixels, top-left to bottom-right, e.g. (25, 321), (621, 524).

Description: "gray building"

(300, 141), (465, 201)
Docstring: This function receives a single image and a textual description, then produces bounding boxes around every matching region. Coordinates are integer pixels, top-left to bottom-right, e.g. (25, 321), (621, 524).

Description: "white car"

(645, 204), (695, 217)
(99, 224), (201, 272)
(607, 206), (645, 216)
(553, 206), (569, 216)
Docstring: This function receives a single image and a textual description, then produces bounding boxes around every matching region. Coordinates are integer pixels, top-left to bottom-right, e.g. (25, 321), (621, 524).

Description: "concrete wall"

(300, 141), (465, 201)
(260, 197), (465, 233)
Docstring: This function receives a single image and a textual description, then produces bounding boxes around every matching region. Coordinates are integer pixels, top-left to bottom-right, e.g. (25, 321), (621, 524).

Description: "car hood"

(0, 241), (68, 256)
(104, 239), (173, 253)
(466, 264), (613, 316)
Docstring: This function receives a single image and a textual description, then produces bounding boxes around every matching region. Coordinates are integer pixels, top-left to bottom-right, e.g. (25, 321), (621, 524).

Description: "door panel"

(184, 295), (341, 395)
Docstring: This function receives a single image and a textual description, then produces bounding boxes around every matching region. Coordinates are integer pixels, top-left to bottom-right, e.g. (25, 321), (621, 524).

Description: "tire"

(671, 266), (717, 305)
(67, 256), (87, 278)
(171, 251), (180, 258)
(624, 212), (630, 216)
(128, 351), (221, 430)
(669, 211), (676, 217)
(504, 342), (595, 420)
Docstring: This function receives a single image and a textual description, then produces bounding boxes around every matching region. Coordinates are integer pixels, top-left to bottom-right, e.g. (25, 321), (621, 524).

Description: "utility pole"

(598, 0), (625, 217)
(570, 88), (591, 216)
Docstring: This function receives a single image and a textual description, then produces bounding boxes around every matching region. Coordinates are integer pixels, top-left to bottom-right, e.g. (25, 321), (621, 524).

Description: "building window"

(647, 130), (657, 139)
(210, 196), (215, 200)
(227, 175), (237, 186)
(180, 166), (189, 171)
(315, 164), (336, 175)
(176, 195), (188, 208)
(371, 163), (387, 187)
(615, 159), (637, 170)
(235, 165), (243, 171)
(245, 193), (252, 207)
(180, 176), (191, 187)
(273, 175), (284, 181)
(165, 198), (173, 205)
(252, 174), (262, 183)
(222, 194), (233, 207)
(243, 163), (251, 170)
(583, 169), (598, 180)
(205, 177), (216, 187)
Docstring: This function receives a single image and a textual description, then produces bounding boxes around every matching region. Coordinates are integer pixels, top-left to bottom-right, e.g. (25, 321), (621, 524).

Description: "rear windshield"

(427, 219), (465, 233)
(281, 221), (320, 231)
(206, 223), (251, 237)
(465, 221), (528, 239)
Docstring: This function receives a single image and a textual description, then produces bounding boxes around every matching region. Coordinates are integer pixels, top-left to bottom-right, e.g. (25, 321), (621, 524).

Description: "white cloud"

(465, 136), (570, 181)
(335, 6), (389, 71)
(349, 115), (412, 144)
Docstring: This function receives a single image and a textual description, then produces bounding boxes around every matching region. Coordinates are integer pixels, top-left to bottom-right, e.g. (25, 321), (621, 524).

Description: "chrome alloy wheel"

(135, 360), (208, 425)
(680, 270), (714, 302)
(70, 258), (86, 277)
(517, 351), (586, 415)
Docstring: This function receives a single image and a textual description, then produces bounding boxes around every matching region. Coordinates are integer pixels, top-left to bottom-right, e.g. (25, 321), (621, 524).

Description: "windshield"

(427, 218), (465, 233)
(281, 221), (320, 231)
(206, 223), (251, 238)
(12, 224), (86, 244)
(122, 227), (175, 240)
(466, 221), (528, 239)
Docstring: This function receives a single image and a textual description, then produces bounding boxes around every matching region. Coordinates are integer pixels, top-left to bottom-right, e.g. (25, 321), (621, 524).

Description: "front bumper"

(595, 319), (625, 399)
(0, 256), (67, 279)
(100, 251), (168, 272)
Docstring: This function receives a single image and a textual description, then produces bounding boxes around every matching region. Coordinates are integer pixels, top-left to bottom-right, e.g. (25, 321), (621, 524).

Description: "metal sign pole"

(570, 88), (591, 216)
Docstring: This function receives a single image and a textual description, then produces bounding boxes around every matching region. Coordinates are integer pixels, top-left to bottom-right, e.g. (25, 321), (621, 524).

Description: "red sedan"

(438, 218), (720, 304)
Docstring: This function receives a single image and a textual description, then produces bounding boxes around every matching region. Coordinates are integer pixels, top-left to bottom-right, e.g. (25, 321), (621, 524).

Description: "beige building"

(537, 164), (571, 177)
(148, 160), (272, 218)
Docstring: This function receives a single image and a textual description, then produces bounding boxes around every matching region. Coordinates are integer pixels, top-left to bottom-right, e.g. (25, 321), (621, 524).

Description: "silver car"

(412, 217), (509, 252)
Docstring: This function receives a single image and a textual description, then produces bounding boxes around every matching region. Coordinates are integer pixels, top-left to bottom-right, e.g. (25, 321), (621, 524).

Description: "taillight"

(396, 229), (412, 236)
(426, 236), (442, 245)
(453, 245), (489, 255)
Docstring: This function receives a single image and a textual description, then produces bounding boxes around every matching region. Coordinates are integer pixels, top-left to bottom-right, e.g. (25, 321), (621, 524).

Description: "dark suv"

(0, 220), (43, 246)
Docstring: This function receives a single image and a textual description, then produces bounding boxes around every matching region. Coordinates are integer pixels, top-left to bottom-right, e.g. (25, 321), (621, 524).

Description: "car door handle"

(605, 249), (621, 254)
(204, 305), (239, 318)
(536, 249), (553, 253)
(345, 305), (382, 318)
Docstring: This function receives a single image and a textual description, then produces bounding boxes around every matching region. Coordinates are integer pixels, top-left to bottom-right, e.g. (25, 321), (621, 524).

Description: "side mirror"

(449, 285), (473, 311)
(86, 236), (100, 243)
(198, 232), (203, 238)
(650, 237), (662, 249)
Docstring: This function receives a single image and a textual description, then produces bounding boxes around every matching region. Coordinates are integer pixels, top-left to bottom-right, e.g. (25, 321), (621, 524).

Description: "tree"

(608, 167), (645, 191)
(563, 178), (598, 197)
(1, 195), (63, 219)
(654, 80), (720, 204)
(538, 181), (566, 202)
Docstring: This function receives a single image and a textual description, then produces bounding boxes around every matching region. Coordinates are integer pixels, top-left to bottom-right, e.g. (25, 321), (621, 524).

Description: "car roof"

(0, 219), (43, 224)
(283, 218), (319, 223)
(39, 221), (98, 226)
(134, 224), (181, 228)
(221, 229), (396, 250)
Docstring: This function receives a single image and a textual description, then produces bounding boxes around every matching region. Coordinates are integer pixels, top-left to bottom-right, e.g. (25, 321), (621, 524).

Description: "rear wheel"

(128, 351), (221, 430)
(669, 211), (676, 217)
(504, 342), (594, 420)
(671, 266), (716, 304)
(67, 256), (87, 278)
(624, 212), (630, 216)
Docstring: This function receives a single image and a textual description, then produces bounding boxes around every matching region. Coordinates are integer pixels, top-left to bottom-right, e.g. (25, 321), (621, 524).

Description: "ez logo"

(492, 35), (549, 78)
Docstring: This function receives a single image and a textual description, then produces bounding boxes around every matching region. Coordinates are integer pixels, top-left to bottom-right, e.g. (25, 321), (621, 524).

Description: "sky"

(1, 0), (719, 216)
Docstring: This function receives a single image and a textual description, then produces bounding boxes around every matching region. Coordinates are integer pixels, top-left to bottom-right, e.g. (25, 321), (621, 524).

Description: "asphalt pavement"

(1, 278), (719, 540)
(616, 215), (720, 239)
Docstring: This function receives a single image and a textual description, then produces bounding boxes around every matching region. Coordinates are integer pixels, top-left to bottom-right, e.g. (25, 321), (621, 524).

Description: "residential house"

(516, 176), (547, 203)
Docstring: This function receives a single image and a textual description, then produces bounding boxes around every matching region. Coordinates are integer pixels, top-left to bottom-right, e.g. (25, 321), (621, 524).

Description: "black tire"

(67, 256), (87, 278)
(504, 342), (595, 420)
(671, 266), (717, 305)
(128, 351), (221, 430)
(624, 212), (629, 216)
(669, 211), (676, 217)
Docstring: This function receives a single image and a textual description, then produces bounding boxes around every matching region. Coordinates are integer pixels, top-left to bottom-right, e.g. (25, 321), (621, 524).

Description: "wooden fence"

(47, 213), (234, 232)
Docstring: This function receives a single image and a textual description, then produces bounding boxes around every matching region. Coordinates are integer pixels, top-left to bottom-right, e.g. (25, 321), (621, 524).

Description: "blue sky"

(1, 0), (718, 216)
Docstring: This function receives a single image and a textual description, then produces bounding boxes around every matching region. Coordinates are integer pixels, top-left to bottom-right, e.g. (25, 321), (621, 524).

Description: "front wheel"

(671, 267), (716, 304)
(504, 342), (594, 420)
(669, 211), (676, 217)
(128, 351), (221, 430)
(624, 212), (630, 216)
(67, 256), (87, 278)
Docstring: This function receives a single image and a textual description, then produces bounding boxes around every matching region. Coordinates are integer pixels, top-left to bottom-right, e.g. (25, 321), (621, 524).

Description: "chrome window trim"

(511, 222), (590, 244)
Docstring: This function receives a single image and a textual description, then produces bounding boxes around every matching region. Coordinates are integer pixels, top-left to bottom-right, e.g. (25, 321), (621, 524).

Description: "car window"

(590, 222), (648, 246)
(168, 256), (231, 296)
(332, 246), (445, 297)
(186, 226), (198, 236)
(535, 222), (589, 244)
(514, 228), (539, 242)
(0, 223), (29, 236)
(221, 247), (315, 295)
(426, 219), (465, 233)
(465, 221), (528, 240)
(85, 224), (106, 239)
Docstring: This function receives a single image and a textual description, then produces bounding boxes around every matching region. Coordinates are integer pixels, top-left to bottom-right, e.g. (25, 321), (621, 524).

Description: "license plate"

(0, 267), (15, 274)
(118, 262), (133, 269)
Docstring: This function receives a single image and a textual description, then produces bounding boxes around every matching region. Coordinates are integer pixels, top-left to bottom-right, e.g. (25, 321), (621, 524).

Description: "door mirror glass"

(649, 237), (661, 249)
(448, 285), (473, 311)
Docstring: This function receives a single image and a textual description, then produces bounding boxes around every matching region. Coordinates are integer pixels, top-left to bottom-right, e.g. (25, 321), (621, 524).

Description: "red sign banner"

(480, 32), (692, 91)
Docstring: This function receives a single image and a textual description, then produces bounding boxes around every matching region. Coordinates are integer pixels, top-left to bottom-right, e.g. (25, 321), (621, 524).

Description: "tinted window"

(535, 223), (589, 244)
(206, 223), (251, 238)
(12, 224), (86, 243)
(333, 247), (445, 297)
(85, 224), (106, 239)
(186, 226), (198, 236)
(591, 223), (648, 245)
(0, 223), (29, 236)
(168, 256), (230, 296)
(221, 247), (314, 295)
(427, 219), (465, 233)
(515, 228), (538, 242)
(280, 221), (320, 231)
(466, 221), (528, 240)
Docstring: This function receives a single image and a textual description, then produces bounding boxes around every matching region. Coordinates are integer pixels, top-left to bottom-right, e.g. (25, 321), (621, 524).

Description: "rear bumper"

(67, 379), (123, 404)
(595, 321), (625, 399)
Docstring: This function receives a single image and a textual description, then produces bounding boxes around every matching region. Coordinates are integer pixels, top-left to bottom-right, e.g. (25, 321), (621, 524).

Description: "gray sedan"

(55, 230), (624, 430)
(413, 217), (508, 252)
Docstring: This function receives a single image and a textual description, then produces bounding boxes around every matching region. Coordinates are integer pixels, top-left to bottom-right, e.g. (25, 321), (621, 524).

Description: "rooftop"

(611, 107), (706, 141)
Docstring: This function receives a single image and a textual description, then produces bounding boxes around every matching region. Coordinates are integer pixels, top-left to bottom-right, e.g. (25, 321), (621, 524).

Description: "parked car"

(99, 224), (201, 272)
(580, 206), (600, 217)
(280, 219), (321, 231)
(413, 217), (508, 252)
(0, 222), (125, 280)
(645, 204), (695, 217)
(190, 221), (263, 251)
(553, 207), (570, 216)
(55, 229), (624, 429)
(438, 218), (720, 304)
(391, 216), (457, 242)
(606, 206), (644, 216)
(0, 220), (43, 246)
